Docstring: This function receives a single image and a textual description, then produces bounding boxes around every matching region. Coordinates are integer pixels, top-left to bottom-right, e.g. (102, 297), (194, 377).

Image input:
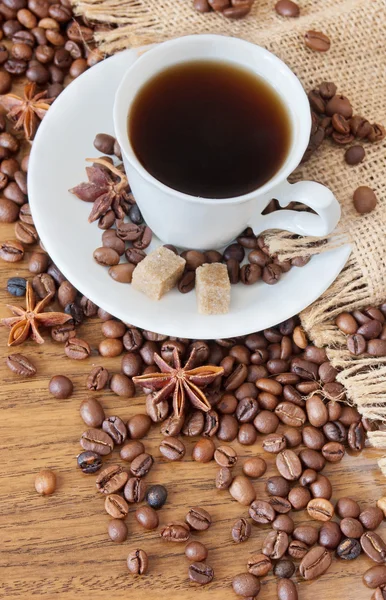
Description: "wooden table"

(0, 218), (385, 600)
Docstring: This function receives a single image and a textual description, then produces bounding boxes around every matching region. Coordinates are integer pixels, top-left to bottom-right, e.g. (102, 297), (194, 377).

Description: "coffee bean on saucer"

(345, 145), (365, 165)
(304, 30), (331, 52)
(353, 186), (377, 214)
(275, 0), (299, 17)
(127, 549), (148, 574)
(49, 375), (73, 399)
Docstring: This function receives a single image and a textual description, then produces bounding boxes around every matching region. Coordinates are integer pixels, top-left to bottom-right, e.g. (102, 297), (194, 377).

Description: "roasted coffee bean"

(127, 549), (148, 574)
(160, 436), (185, 461)
(293, 525), (319, 546)
(136, 505), (159, 530)
(319, 521), (342, 550)
(306, 396), (328, 427)
(121, 352), (143, 377)
(49, 374), (73, 399)
(161, 522), (190, 542)
(216, 414), (238, 442)
(34, 469), (56, 495)
(109, 262), (135, 283)
(340, 517), (364, 539)
(304, 30), (330, 52)
(144, 484), (167, 511)
(102, 416), (127, 445)
(80, 428), (113, 456)
(87, 366), (109, 391)
(288, 486), (311, 510)
(359, 507), (384, 531)
(345, 144), (365, 165)
(32, 273), (55, 299)
(189, 562), (214, 585)
(104, 493), (129, 519)
(275, 402), (306, 427)
(322, 441), (345, 462)
(203, 409), (219, 437)
(288, 540), (309, 559)
(245, 553), (271, 577)
(274, 560), (296, 580)
(161, 412), (185, 436)
(336, 537), (361, 560)
(96, 464), (128, 494)
(6, 354), (36, 377)
(94, 133), (115, 154)
(79, 398), (105, 428)
(276, 450), (302, 481)
(368, 339), (386, 356)
(273, 514), (295, 535)
(186, 506), (211, 531)
(262, 530), (289, 560)
(232, 518), (251, 543)
(262, 263), (282, 284)
(0, 239), (24, 262)
(357, 319), (383, 339)
(275, 0), (300, 17)
(182, 410), (204, 436)
(299, 545), (332, 579)
(185, 541), (208, 562)
(232, 573), (260, 597)
(361, 532), (386, 563)
(236, 397), (259, 423)
(127, 413), (151, 439)
(238, 423), (257, 445)
(216, 467), (233, 490)
(249, 499), (275, 524)
(269, 495), (291, 514)
(310, 474), (332, 500)
(254, 410), (279, 434)
(99, 338), (124, 358)
(353, 185), (377, 214)
(266, 476), (290, 497)
(77, 451), (102, 474)
(300, 468), (318, 487)
(214, 445), (237, 468)
(108, 519), (128, 543)
(7, 276), (26, 297)
(242, 457), (266, 479)
(284, 427), (302, 448)
(323, 421), (347, 443)
(229, 475), (256, 505)
(302, 426), (326, 450)
(192, 438), (215, 462)
(291, 357), (318, 380)
(93, 246), (120, 266)
(65, 337), (90, 360)
(348, 421), (365, 450)
(262, 433), (286, 454)
(64, 302), (84, 326)
(299, 449), (326, 472)
(277, 579), (299, 600)
(336, 497), (360, 518)
(130, 452), (154, 478)
(101, 319), (126, 339)
(120, 440), (145, 463)
(364, 566), (386, 589)
(307, 498), (334, 522)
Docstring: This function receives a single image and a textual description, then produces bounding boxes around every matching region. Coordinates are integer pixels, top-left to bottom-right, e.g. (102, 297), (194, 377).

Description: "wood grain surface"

(0, 218), (385, 600)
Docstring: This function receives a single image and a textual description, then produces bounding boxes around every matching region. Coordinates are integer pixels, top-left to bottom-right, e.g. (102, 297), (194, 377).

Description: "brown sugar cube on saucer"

(196, 263), (231, 315)
(132, 246), (185, 300)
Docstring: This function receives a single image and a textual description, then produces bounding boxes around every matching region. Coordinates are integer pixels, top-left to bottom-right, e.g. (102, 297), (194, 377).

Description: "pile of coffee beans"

(71, 132), (312, 295)
(304, 81), (385, 169)
(336, 304), (386, 356)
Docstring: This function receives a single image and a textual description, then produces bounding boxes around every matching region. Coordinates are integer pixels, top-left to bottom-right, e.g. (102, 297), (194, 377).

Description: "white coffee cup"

(114, 34), (340, 250)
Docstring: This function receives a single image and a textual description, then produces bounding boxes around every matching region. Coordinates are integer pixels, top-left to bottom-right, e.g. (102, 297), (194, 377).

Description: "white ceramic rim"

(113, 34), (311, 205)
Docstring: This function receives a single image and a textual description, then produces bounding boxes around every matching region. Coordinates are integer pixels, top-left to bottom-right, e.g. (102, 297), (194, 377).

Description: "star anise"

(0, 82), (53, 141)
(133, 348), (224, 418)
(1, 282), (72, 346)
(70, 158), (133, 223)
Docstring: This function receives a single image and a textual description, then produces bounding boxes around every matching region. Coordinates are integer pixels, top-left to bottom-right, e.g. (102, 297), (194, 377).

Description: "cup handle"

(248, 180), (341, 237)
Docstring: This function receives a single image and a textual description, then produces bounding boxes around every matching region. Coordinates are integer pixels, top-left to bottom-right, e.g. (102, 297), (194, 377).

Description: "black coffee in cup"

(129, 60), (291, 199)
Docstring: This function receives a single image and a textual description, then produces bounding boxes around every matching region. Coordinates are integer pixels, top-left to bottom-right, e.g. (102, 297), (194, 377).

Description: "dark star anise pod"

(70, 158), (133, 222)
(0, 82), (53, 141)
(133, 348), (224, 417)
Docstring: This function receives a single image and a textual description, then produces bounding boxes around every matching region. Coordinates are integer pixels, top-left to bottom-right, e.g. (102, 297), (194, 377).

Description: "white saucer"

(28, 48), (351, 339)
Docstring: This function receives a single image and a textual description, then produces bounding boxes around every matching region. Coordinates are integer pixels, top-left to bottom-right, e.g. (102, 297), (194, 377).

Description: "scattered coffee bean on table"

(49, 375), (73, 399)
(34, 469), (56, 495)
(127, 549), (148, 575)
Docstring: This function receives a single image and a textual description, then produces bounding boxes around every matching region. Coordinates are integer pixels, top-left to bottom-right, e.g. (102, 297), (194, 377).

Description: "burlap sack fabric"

(72, 0), (386, 455)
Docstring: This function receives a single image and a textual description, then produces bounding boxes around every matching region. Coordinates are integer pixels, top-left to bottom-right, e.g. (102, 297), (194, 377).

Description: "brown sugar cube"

(196, 263), (231, 315)
(132, 246), (185, 300)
